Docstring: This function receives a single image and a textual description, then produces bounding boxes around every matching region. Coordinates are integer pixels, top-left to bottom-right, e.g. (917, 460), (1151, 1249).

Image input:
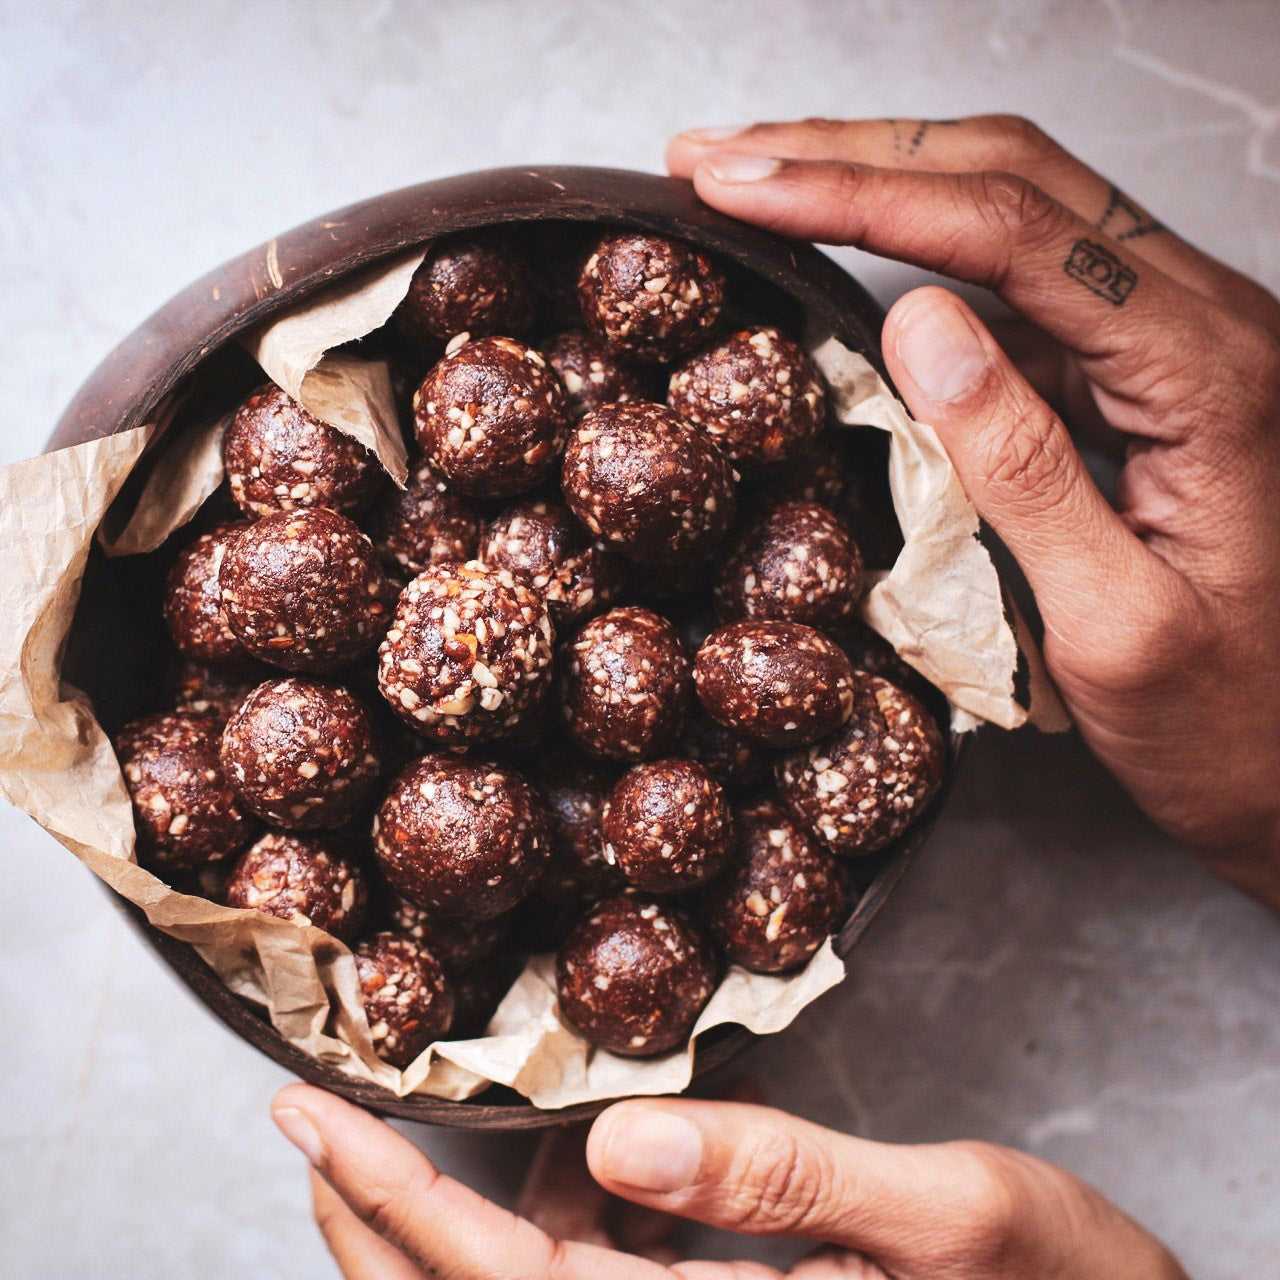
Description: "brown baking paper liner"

(0, 251), (1065, 1108)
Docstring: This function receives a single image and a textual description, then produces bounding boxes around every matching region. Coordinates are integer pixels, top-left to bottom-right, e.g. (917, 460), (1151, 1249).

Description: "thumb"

(882, 286), (1158, 643)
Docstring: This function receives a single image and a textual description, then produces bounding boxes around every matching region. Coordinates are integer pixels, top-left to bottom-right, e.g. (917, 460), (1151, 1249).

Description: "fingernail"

(272, 1105), (324, 1165)
(894, 297), (989, 402)
(704, 153), (782, 184)
(679, 125), (748, 144)
(600, 1108), (703, 1192)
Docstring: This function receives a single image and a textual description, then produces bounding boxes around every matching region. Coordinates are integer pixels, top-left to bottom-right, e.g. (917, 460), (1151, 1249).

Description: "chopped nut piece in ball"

(601, 758), (734, 893)
(776, 674), (945, 856)
(716, 501), (864, 630)
(353, 932), (454, 1068)
(413, 335), (570, 498)
(535, 756), (625, 906)
(578, 232), (725, 364)
(694, 620), (856, 748)
(367, 460), (483, 580)
(163, 523), (253, 664)
(116, 710), (254, 871)
(223, 384), (380, 519)
(218, 508), (390, 673)
(225, 831), (367, 939)
(392, 233), (534, 349)
(561, 401), (736, 565)
(480, 497), (623, 632)
(220, 678), (382, 829)
(702, 801), (849, 973)
(556, 893), (716, 1056)
(373, 755), (550, 921)
(543, 330), (647, 420)
(377, 560), (554, 745)
(668, 327), (826, 474)
(558, 607), (691, 761)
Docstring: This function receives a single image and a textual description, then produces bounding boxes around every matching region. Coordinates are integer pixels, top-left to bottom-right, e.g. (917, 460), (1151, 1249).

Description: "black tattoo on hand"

(1097, 184), (1167, 241)
(1064, 240), (1138, 306)
(888, 118), (961, 158)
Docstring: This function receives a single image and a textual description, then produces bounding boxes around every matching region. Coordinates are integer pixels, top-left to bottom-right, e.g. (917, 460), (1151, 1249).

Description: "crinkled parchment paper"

(0, 248), (1064, 1108)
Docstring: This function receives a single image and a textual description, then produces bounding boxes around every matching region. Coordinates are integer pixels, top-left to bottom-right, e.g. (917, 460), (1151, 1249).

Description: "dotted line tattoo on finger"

(1064, 240), (1138, 306)
(1097, 184), (1167, 241)
(887, 118), (960, 158)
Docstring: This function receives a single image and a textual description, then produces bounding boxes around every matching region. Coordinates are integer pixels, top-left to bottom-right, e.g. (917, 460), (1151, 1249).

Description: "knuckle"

(719, 1131), (837, 1234)
(974, 401), (1072, 505)
(940, 1142), (1027, 1263)
(975, 113), (1060, 162)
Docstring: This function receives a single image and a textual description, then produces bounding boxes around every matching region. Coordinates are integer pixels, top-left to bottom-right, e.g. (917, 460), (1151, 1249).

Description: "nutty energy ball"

(166, 656), (264, 724)
(224, 831), (367, 939)
(413, 335), (570, 498)
(577, 232), (725, 364)
(373, 755), (550, 920)
(561, 402), (736, 565)
(353, 933), (454, 1067)
(116, 710), (253, 871)
(716, 501), (864, 631)
(679, 704), (771, 791)
(748, 431), (848, 511)
(377, 560), (554, 745)
(668, 327), (826, 474)
(559, 607), (691, 761)
(776, 674), (946, 857)
(694, 620), (856, 749)
(219, 678), (381, 829)
(479, 497), (623, 632)
(392, 233), (534, 349)
(223, 384), (380, 519)
(367, 460), (482, 580)
(703, 801), (849, 973)
(543, 330), (647, 420)
(556, 893), (716, 1056)
(385, 893), (509, 970)
(218, 508), (390, 673)
(163, 523), (252, 664)
(536, 757), (625, 905)
(601, 758), (734, 893)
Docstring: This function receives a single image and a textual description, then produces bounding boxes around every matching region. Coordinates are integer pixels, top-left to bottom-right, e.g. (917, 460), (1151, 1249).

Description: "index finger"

(685, 154), (1215, 426)
(272, 1084), (666, 1280)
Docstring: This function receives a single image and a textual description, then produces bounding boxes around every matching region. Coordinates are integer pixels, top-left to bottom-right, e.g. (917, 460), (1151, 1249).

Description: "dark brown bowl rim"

(49, 165), (963, 1129)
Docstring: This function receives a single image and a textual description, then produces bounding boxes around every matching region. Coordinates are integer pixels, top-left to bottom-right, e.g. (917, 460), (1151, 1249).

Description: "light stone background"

(2, 1), (1278, 1276)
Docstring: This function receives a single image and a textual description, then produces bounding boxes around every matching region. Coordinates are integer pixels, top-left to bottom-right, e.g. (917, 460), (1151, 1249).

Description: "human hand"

(272, 1082), (1186, 1278)
(666, 116), (1280, 911)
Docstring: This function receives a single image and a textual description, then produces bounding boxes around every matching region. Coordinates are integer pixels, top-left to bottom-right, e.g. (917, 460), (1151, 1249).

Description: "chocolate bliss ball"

(479, 497), (623, 632)
(354, 933), (455, 1067)
(373, 755), (550, 921)
(577, 232), (725, 364)
(223, 384), (380, 519)
(561, 401), (736, 565)
(218, 508), (390, 673)
(376, 560), (554, 745)
(601, 758), (734, 893)
(702, 801), (848, 973)
(163, 523), (253, 665)
(367, 459), (483, 581)
(392, 233), (534, 349)
(116, 711), (254, 871)
(668, 326), (826, 474)
(224, 831), (367, 940)
(543, 330), (647, 420)
(413, 335), (570, 498)
(219, 678), (381, 829)
(556, 893), (716, 1056)
(716, 501), (864, 631)
(776, 674), (945, 857)
(384, 893), (509, 971)
(558, 607), (691, 761)
(694, 620), (856, 748)
(536, 757), (625, 906)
